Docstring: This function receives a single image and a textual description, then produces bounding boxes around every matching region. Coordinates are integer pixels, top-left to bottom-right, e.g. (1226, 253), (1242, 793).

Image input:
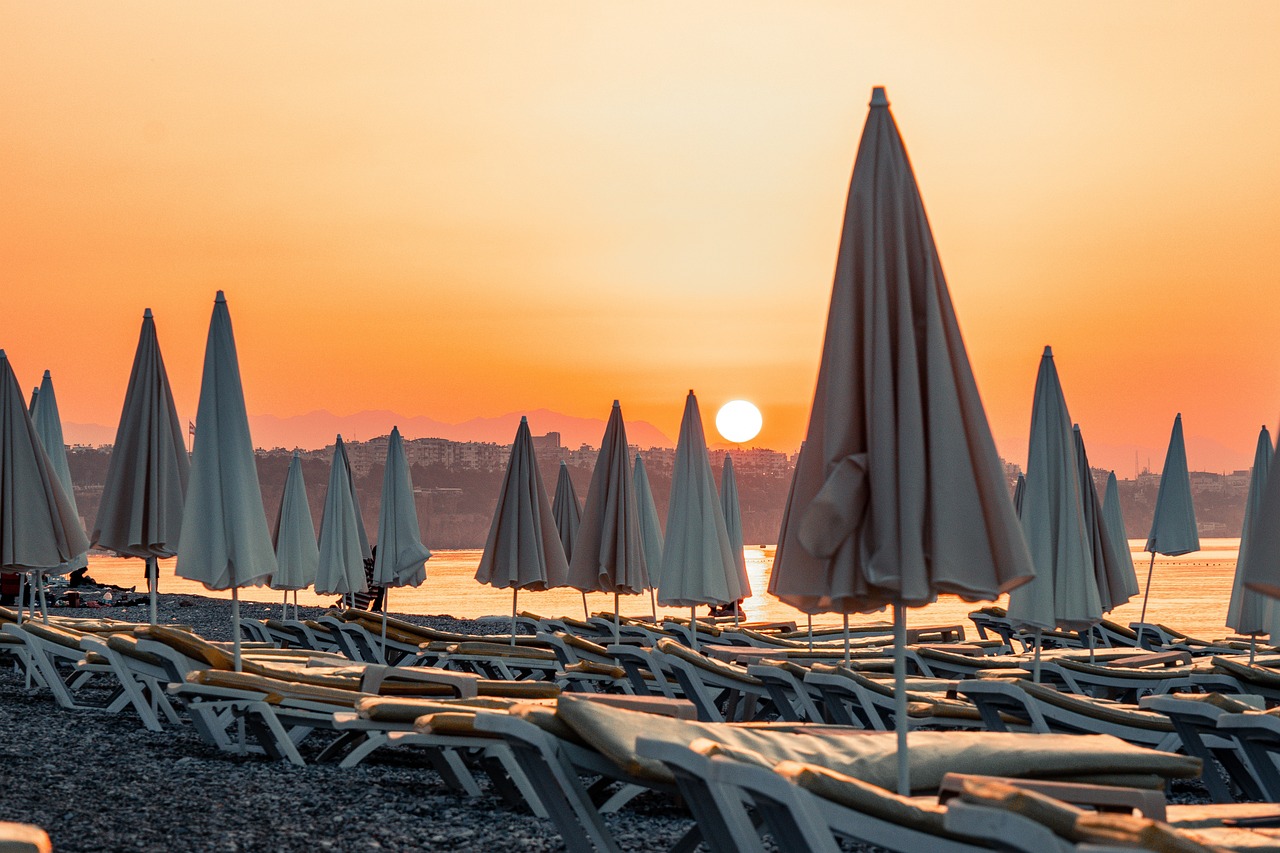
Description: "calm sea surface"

(80, 538), (1246, 640)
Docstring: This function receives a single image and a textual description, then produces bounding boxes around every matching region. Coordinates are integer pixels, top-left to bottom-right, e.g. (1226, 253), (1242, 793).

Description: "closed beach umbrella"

(1013, 473), (1026, 517)
(552, 460), (586, 618)
(634, 453), (665, 618)
(30, 370), (88, 577)
(175, 292), (278, 671)
(93, 308), (190, 625)
(720, 454), (749, 602)
(1075, 426), (1137, 616)
(769, 88), (1034, 795)
(1226, 426), (1274, 645)
(567, 401), (649, 636)
(476, 417), (569, 640)
(271, 450), (319, 618)
(0, 351), (90, 622)
(658, 392), (746, 646)
(1101, 472), (1133, 575)
(315, 435), (369, 598)
(372, 427), (431, 650)
(1241, 431), (1280, 617)
(1137, 413), (1199, 638)
(1007, 349), (1100, 678)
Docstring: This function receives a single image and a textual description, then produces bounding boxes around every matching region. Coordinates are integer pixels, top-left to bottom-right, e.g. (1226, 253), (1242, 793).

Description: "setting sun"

(716, 400), (764, 444)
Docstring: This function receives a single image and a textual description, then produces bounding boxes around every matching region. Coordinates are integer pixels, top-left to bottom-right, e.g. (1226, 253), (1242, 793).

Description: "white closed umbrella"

(634, 453), (664, 620)
(271, 450), (319, 619)
(0, 351), (90, 623)
(769, 88), (1034, 796)
(314, 435), (369, 599)
(552, 460), (586, 618)
(475, 417), (569, 642)
(175, 292), (278, 671)
(1137, 414), (1199, 642)
(719, 454), (749, 625)
(93, 308), (189, 625)
(1227, 426), (1273, 656)
(567, 401), (649, 640)
(1075, 426), (1137, 618)
(30, 370), (88, 578)
(658, 391), (747, 649)
(1101, 473), (1134, 589)
(372, 426), (431, 654)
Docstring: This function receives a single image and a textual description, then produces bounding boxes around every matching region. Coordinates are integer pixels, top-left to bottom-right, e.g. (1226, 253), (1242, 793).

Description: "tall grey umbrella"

(476, 417), (569, 643)
(1101, 472), (1132, 567)
(1137, 413), (1199, 642)
(552, 460), (587, 619)
(314, 435), (369, 600)
(1075, 426), (1138, 619)
(1227, 426), (1273, 658)
(372, 426), (431, 654)
(175, 292), (278, 671)
(1013, 473), (1026, 517)
(271, 449), (319, 620)
(719, 453), (749, 625)
(567, 401), (649, 640)
(0, 351), (90, 623)
(634, 453), (664, 620)
(93, 308), (190, 626)
(1241, 430), (1280, 631)
(1007, 348), (1100, 678)
(768, 88), (1035, 796)
(29, 370), (88, 618)
(658, 391), (747, 649)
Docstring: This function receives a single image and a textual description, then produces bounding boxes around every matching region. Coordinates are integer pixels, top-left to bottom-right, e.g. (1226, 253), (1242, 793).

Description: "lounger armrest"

(359, 665), (480, 698)
(937, 773), (1166, 820)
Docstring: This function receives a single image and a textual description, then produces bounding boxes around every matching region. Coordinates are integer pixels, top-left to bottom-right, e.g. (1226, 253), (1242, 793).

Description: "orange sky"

(3, 2), (1279, 473)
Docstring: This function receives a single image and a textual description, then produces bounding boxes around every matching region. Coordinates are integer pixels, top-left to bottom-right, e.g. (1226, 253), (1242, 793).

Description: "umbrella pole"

(1089, 627), (1096, 665)
(148, 556), (158, 626)
(1033, 629), (1043, 683)
(893, 602), (909, 797)
(511, 589), (518, 647)
(282, 590), (288, 621)
(733, 599), (739, 629)
(582, 591), (589, 622)
(37, 572), (49, 624)
(649, 587), (657, 622)
(808, 615), (813, 652)
(1251, 634), (1257, 665)
(381, 588), (389, 665)
(1137, 551), (1157, 649)
(614, 593), (621, 646)
(843, 614), (850, 667)
(232, 587), (242, 673)
(690, 605), (697, 653)
(16, 573), (25, 624)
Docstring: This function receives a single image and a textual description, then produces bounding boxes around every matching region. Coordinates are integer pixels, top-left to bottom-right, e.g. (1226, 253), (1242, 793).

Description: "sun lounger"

(652, 637), (767, 722)
(0, 821), (52, 853)
(2, 620), (127, 712)
(746, 660), (827, 722)
(1139, 693), (1267, 803)
(1037, 655), (1203, 703)
(802, 663), (974, 730)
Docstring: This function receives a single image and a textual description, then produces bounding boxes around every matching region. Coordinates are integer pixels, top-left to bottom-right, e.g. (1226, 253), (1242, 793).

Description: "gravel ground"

(1, 587), (1213, 852)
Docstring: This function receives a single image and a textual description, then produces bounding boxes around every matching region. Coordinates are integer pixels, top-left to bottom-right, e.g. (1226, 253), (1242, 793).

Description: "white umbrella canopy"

(1101, 472), (1132, 564)
(1242, 431), (1280, 612)
(567, 401), (649, 596)
(92, 308), (190, 623)
(1137, 413), (1199, 634)
(30, 370), (88, 574)
(175, 292), (278, 669)
(1074, 425), (1136, 615)
(719, 453), (749, 600)
(372, 426), (430, 589)
(633, 453), (665, 587)
(1007, 348), (1100, 634)
(1226, 426), (1274, 637)
(0, 351), (90, 612)
(551, 461), (582, 564)
(314, 435), (370, 597)
(271, 450), (319, 592)
(767, 88), (1034, 795)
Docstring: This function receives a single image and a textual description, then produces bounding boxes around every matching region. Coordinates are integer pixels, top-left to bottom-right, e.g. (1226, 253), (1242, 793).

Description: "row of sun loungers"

(8, 602), (1280, 851)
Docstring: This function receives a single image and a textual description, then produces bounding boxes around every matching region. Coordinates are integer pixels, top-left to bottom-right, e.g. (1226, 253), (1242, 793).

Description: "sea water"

(77, 538), (1246, 640)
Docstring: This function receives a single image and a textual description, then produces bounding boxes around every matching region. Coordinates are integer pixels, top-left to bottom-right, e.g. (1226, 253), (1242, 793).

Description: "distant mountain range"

(65, 408), (673, 451)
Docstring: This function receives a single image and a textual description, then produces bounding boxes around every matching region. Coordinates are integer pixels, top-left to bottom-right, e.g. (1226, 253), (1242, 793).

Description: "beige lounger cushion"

(776, 761), (949, 835)
(1014, 681), (1176, 732)
(187, 669), (370, 707)
(655, 639), (763, 686)
(564, 661), (626, 679)
(446, 642), (556, 660)
(355, 695), (525, 722)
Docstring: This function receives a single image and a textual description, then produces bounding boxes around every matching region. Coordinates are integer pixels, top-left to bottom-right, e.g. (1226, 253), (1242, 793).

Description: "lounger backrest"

(186, 669), (368, 707)
(774, 760), (950, 835)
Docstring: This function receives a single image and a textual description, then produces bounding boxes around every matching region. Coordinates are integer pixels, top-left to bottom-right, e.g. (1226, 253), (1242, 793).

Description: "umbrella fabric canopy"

(0, 350), (90, 571)
(372, 427), (430, 589)
(1227, 426), (1274, 635)
(314, 436), (369, 596)
(476, 417), (569, 591)
(633, 453), (665, 582)
(1242, 431), (1280, 602)
(566, 402), (649, 595)
(93, 308), (189, 560)
(29, 370), (88, 574)
(1013, 473), (1026, 517)
(1007, 348), (1100, 633)
(1075, 426), (1137, 615)
(719, 454), (749, 597)
(657, 391), (746, 609)
(551, 461), (582, 564)
(1138, 414), (1199, 631)
(271, 450), (319, 592)
(767, 88), (1034, 795)
(1101, 472), (1132, 565)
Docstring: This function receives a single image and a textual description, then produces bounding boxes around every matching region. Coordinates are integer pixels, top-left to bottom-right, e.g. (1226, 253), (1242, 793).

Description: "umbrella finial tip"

(0, 349), (6, 358)
(1043, 345), (1053, 356)
(870, 87), (889, 106)
(42, 369), (50, 378)
(520, 415), (527, 423)
(143, 307), (153, 318)
(612, 399), (620, 407)
(215, 290), (226, 303)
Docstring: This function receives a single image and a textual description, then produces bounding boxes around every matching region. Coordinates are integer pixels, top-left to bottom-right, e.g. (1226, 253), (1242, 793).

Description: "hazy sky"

(3, 2), (1279, 472)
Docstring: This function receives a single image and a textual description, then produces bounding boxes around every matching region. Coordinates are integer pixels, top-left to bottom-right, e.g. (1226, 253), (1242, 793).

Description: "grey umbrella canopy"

(175, 292), (278, 670)
(1227, 426), (1274, 637)
(551, 461), (582, 564)
(271, 450), (319, 593)
(633, 453), (665, 595)
(720, 455), (749, 598)
(0, 351), (90, 620)
(1013, 473), (1026, 517)
(1101, 472), (1131, 567)
(476, 417), (569, 638)
(92, 308), (190, 624)
(768, 88), (1034, 795)
(1242, 430), (1280, 607)
(658, 392), (747, 641)
(315, 435), (369, 597)
(567, 402), (649, 596)
(1007, 349), (1100, 637)
(1075, 425), (1137, 616)
(30, 370), (88, 575)
(373, 426), (431, 589)
(1137, 413), (1199, 635)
